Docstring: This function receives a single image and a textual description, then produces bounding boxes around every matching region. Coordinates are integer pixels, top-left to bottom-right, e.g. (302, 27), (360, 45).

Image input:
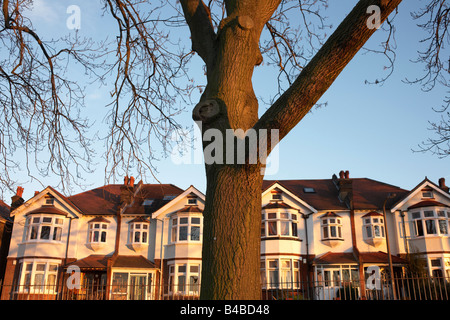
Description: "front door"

(129, 275), (146, 300)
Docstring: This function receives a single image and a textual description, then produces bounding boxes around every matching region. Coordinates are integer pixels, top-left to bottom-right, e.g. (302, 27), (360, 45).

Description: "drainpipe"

(301, 212), (311, 299)
(400, 211), (409, 256)
(155, 218), (165, 300)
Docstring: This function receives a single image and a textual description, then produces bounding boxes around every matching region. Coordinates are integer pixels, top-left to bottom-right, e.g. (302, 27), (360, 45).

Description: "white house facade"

(2, 171), (450, 300)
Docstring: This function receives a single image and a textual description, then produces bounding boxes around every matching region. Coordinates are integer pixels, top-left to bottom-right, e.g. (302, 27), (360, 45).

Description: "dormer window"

(188, 198), (197, 205)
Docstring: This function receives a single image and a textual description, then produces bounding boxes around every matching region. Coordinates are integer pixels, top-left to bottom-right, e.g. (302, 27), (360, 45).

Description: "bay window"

(129, 222), (149, 245)
(261, 258), (301, 289)
(171, 216), (202, 243)
(168, 263), (201, 296)
(363, 216), (385, 239)
(411, 209), (449, 237)
(25, 215), (63, 242)
(261, 211), (299, 238)
(17, 260), (59, 293)
(321, 217), (342, 240)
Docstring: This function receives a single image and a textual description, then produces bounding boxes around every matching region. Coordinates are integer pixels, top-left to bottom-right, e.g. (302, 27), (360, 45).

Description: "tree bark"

(201, 164), (263, 299)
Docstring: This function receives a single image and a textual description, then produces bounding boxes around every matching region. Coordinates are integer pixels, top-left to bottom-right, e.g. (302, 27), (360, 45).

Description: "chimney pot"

(129, 176), (135, 186)
(344, 171), (350, 179)
(16, 186), (24, 198)
(124, 175), (129, 186)
(439, 177), (446, 188)
(339, 171), (345, 179)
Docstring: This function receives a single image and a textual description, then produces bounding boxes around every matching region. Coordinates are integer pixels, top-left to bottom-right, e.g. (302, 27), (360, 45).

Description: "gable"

(151, 185), (205, 219)
(11, 186), (82, 218)
(391, 178), (450, 212)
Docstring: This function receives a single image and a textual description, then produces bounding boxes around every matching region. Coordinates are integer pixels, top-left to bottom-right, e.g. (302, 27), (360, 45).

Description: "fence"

(1, 275), (449, 300)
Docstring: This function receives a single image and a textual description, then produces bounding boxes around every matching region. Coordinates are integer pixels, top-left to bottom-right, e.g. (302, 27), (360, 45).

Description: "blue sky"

(9, 0), (449, 201)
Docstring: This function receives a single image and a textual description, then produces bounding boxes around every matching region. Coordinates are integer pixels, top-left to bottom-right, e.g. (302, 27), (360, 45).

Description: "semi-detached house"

(2, 170), (450, 300)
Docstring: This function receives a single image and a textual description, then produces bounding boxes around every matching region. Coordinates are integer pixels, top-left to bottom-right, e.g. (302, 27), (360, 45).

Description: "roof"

(112, 255), (157, 269)
(313, 251), (407, 265)
(26, 205), (68, 217)
(263, 178), (408, 210)
(359, 251), (408, 264)
(65, 255), (110, 270)
(68, 183), (183, 216)
(262, 201), (294, 210)
(0, 200), (11, 222)
(173, 205), (203, 214)
(314, 252), (357, 265)
(407, 200), (450, 210)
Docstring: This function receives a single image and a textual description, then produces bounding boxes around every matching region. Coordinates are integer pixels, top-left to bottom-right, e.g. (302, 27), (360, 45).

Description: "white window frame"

(167, 262), (201, 296)
(17, 259), (59, 294)
(411, 209), (449, 238)
(321, 217), (343, 240)
(170, 215), (202, 243)
(260, 258), (301, 289)
(89, 222), (108, 244)
(25, 215), (64, 243)
(129, 222), (149, 245)
(363, 216), (385, 239)
(261, 210), (299, 238)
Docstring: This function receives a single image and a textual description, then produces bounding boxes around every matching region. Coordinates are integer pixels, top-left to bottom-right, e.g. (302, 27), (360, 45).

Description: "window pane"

(416, 220), (424, 236)
(178, 265), (186, 273)
(330, 226), (337, 238)
(190, 265), (199, 273)
(191, 226), (200, 241)
(280, 221), (290, 235)
(268, 221), (277, 236)
(180, 217), (189, 224)
(374, 225), (381, 237)
(366, 226), (372, 238)
(53, 227), (62, 241)
(36, 264), (46, 272)
(49, 264), (58, 272)
(32, 217), (40, 223)
(101, 231), (107, 242)
(292, 222), (298, 237)
(323, 226), (328, 239)
(134, 231), (141, 243)
(191, 217), (201, 224)
(40, 226), (51, 240)
(268, 212), (277, 219)
(439, 220), (448, 235)
(179, 226), (188, 241)
(280, 212), (289, 219)
(424, 211), (434, 217)
(426, 220), (437, 234)
(171, 227), (177, 242)
(30, 226), (38, 240)
(42, 217), (52, 223)
(93, 230), (99, 242)
(142, 231), (148, 243)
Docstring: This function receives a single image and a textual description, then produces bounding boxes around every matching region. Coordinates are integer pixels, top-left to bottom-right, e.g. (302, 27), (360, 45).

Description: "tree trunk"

(200, 163), (263, 300)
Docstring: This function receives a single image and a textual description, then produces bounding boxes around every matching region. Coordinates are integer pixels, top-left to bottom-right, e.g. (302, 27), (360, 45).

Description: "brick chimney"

(439, 178), (449, 193)
(120, 175), (135, 205)
(337, 170), (353, 208)
(10, 186), (24, 212)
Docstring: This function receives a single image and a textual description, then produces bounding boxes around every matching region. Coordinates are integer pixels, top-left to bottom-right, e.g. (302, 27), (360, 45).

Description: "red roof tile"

(263, 178), (408, 210)
(112, 255), (157, 269)
(314, 252), (357, 264)
(408, 200), (449, 210)
(65, 255), (110, 270)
